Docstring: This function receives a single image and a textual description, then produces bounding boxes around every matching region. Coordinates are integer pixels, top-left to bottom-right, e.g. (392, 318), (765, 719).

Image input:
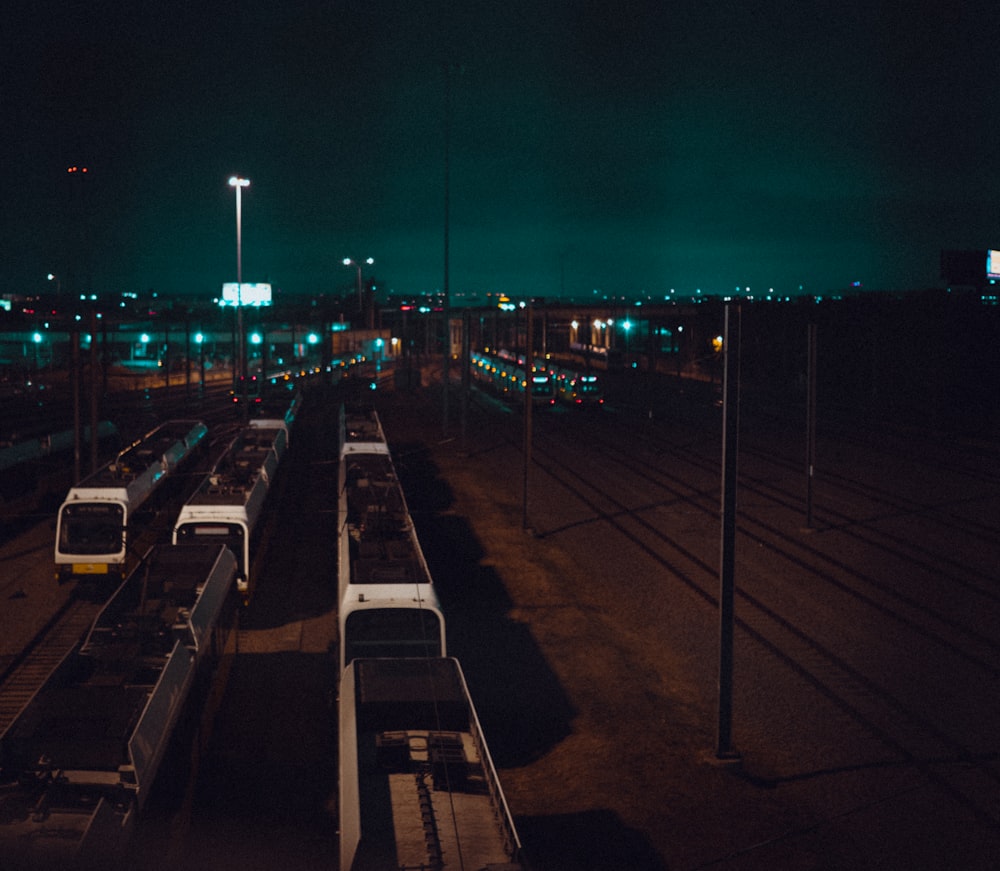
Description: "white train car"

(339, 656), (524, 871)
(173, 416), (290, 602)
(0, 543), (239, 867)
(337, 406), (445, 673)
(336, 410), (525, 869)
(54, 420), (209, 587)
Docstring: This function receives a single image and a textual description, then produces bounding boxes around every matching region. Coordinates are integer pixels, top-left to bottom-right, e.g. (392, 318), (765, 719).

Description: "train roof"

(61, 419), (207, 500)
(178, 424), (285, 510)
(340, 657), (523, 871)
(340, 406), (389, 456)
(250, 385), (303, 433)
(353, 657), (468, 731)
(338, 406), (445, 671)
(341, 451), (433, 588)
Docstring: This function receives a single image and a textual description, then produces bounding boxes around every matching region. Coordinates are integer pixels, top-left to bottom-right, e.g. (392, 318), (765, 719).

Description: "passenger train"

(474, 349), (604, 410)
(337, 405), (445, 671)
(172, 413), (292, 604)
(470, 348), (557, 408)
(54, 420), (209, 589)
(337, 406), (524, 871)
(551, 365), (604, 408)
(530, 355), (605, 409)
(0, 543), (240, 867)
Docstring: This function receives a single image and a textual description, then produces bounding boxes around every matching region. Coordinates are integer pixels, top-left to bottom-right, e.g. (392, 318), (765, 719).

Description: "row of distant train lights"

(225, 347), (605, 408)
(471, 348), (604, 408)
(228, 354), (373, 405)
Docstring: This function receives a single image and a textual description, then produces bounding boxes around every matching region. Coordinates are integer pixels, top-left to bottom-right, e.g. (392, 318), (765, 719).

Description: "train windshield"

(530, 376), (552, 397)
(175, 523), (246, 569)
(344, 608), (443, 664)
(58, 503), (125, 555)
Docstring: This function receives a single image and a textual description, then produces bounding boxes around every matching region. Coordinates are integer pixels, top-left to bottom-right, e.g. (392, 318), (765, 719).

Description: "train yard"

(0, 361), (998, 869)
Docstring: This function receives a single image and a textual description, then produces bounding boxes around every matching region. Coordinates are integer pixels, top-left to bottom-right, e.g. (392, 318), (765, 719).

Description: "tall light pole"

(442, 61), (455, 435)
(229, 176), (250, 407)
(229, 177), (250, 285)
(343, 257), (374, 322)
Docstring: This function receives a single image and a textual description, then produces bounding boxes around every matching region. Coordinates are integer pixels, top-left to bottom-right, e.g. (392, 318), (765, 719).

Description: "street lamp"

(343, 257), (374, 317)
(229, 177), (250, 285)
(31, 331), (43, 377)
(229, 176), (250, 401)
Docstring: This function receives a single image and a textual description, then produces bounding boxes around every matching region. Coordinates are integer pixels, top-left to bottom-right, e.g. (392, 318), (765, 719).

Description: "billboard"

(220, 283), (273, 307)
(988, 251), (1000, 280)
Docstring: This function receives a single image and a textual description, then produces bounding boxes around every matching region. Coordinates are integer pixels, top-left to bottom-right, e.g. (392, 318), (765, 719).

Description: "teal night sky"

(2, 0), (999, 301)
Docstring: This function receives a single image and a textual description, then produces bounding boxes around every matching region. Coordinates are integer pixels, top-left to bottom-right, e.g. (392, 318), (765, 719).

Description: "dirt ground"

(378, 394), (821, 871)
(376, 383), (1000, 871)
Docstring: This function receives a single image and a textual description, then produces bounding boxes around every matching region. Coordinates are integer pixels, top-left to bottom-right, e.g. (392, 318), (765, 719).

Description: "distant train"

(336, 406), (524, 870)
(173, 404), (295, 603)
(0, 543), (239, 867)
(470, 348), (557, 408)
(54, 420), (209, 589)
(552, 366), (604, 408)
(491, 351), (604, 409)
(0, 421), (121, 519)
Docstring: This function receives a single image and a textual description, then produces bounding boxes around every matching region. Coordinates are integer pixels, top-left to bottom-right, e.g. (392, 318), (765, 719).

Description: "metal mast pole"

(442, 62), (452, 435)
(522, 304), (534, 533)
(716, 302), (742, 763)
(806, 323), (817, 528)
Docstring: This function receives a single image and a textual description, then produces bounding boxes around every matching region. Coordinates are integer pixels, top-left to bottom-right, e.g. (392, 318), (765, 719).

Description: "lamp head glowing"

(229, 176), (250, 188)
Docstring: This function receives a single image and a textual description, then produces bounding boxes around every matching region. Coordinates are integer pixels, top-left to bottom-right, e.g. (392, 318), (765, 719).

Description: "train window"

(59, 503), (124, 553)
(344, 609), (443, 663)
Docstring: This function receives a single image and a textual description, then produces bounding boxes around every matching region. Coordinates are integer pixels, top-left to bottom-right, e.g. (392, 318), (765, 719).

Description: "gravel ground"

(375, 383), (1000, 871)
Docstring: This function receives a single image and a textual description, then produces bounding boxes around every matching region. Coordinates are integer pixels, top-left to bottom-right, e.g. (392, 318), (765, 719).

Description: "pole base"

(705, 749), (743, 769)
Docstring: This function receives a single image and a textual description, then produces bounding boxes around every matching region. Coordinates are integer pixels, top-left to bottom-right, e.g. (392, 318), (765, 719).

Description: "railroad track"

(0, 597), (100, 732)
(510, 398), (1000, 823)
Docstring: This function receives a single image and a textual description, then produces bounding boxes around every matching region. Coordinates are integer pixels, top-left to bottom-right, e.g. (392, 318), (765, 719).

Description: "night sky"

(3, 0), (999, 302)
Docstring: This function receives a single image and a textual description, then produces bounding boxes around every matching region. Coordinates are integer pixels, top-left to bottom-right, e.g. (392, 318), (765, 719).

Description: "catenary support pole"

(522, 304), (534, 533)
(806, 322), (817, 528)
(716, 302), (742, 763)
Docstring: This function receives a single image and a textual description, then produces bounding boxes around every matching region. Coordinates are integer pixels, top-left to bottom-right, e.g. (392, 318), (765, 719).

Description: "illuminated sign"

(988, 251), (1000, 280)
(220, 283), (273, 307)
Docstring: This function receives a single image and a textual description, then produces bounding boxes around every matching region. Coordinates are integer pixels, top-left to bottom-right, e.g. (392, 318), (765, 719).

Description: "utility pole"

(442, 61), (452, 435)
(716, 302), (742, 764)
(806, 323), (817, 528)
(522, 304), (534, 534)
